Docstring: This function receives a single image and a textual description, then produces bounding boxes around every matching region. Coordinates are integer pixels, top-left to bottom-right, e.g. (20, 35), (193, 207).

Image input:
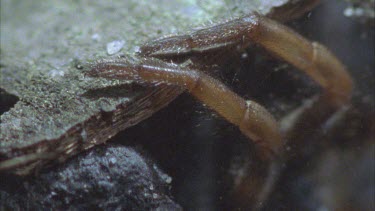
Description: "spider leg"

(140, 13), (353, 107)
(89, 58), (282, 158)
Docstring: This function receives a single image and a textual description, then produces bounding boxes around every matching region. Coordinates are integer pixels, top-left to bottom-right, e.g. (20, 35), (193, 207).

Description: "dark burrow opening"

(0, 88), (19, 117)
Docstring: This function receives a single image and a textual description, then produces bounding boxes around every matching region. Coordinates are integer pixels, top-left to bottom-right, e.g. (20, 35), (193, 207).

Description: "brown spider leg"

(253, 15), (353, 107)
(89, 58), (282, 158)
(140, 13), (353, 107)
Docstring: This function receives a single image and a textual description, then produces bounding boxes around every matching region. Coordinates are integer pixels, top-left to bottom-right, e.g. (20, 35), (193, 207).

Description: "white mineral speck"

(133, 46), (141, 53)
(109, 157), (117, 165)
(91, 33), (101, 41)
(106, 40), (125, 55)
(48, 69), (65, 78)
(344, 7), (364, 17)
(165, 176), (172, 184)
(80, 129), (87, 141)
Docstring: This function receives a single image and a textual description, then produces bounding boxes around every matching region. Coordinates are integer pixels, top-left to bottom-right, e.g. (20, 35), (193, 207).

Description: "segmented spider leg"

(253, 15), (353, 107)
(140, 13), (353, 107)
(89, 58), (282, 158)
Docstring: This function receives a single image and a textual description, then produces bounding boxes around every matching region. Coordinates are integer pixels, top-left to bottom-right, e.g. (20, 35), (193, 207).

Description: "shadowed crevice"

(0, 88), (19, 116)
